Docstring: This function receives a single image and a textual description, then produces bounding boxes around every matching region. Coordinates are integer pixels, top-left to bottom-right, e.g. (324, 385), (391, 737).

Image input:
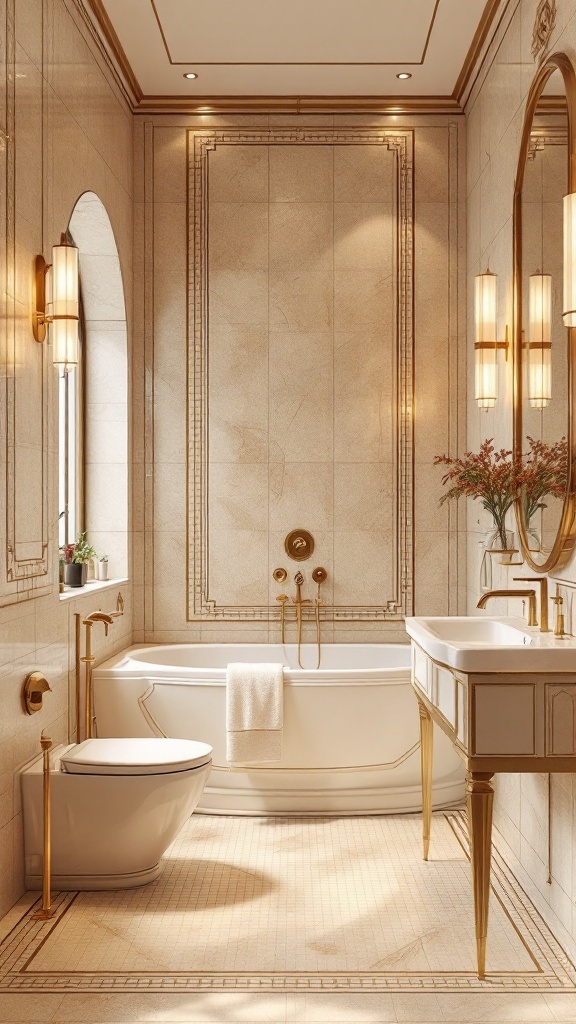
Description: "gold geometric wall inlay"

(187, 127), (414, 623)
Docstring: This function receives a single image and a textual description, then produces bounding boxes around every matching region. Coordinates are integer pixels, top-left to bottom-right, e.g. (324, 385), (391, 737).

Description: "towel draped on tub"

(226, 662), (284, 765)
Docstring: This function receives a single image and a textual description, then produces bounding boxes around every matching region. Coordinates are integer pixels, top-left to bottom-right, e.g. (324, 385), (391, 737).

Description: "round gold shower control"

(285, 529), (315, 561)
(312, 566), (328, 583)
(272, 567), (287, 583)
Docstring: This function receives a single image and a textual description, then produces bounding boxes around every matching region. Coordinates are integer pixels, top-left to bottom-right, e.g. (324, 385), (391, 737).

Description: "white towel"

(226, 662), (284, 765)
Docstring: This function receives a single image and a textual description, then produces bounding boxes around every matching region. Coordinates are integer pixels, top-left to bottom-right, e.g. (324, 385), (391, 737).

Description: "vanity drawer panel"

(412, 645), (431, 699)
(473, 684), (535, 756)
(546, 684), (576, 755)
(435, 665), (456, 728)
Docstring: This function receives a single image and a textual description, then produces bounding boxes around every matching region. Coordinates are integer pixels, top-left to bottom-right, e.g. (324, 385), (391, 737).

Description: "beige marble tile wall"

(0, 0), (133, 918)
(466, 0), (576, 953)
(134, 114), (467, 646)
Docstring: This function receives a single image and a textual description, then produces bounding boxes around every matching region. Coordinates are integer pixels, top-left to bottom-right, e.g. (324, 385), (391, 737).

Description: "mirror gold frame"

(513, 51), (576, 573)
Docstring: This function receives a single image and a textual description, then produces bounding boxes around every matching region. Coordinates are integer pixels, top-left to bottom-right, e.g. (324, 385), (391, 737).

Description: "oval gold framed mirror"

(514, 52), (576, 573)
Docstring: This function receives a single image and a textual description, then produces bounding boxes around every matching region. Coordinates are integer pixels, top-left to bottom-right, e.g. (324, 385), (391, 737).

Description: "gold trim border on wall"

(187, 128), (414, 623)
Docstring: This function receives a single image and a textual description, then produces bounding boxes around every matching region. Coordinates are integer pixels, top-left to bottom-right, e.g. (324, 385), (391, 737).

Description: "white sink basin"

(423, 618), (531, 646)
(405, 615), (576, 672)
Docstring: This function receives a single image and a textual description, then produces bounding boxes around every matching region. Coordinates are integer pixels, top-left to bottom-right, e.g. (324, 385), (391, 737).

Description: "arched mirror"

(514, 53), (576, 572)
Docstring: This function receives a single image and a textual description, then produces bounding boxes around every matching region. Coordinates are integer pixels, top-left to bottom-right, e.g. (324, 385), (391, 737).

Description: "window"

(58, 288), (85, 549)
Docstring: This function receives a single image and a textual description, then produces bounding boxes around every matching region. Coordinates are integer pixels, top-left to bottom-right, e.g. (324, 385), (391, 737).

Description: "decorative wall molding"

(187, 127), (414, 623)
(1, 0), (51, 605)
(531, 0), (557, 60)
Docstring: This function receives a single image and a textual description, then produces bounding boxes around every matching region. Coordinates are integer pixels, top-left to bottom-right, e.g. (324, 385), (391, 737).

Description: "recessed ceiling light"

(396, 72), (412, 80)
(183, 72), (198, 80)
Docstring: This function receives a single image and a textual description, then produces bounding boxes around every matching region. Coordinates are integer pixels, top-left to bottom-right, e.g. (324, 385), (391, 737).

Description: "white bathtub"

(93, 644), (464, 815)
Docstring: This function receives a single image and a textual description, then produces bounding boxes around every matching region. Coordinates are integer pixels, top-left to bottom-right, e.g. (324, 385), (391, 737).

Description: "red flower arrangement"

(434, 439), (516, 550)
(520, 436), (568, 524)
(434, 437), (569, 551)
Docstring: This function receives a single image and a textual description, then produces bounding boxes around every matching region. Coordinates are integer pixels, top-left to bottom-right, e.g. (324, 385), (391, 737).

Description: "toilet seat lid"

(61, 738), (213, 775)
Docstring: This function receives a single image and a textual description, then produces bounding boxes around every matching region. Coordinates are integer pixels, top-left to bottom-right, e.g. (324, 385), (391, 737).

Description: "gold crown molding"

(79, 0), (143, 104)
(135, 94), (463, 115)
(452, 0), (509, 104)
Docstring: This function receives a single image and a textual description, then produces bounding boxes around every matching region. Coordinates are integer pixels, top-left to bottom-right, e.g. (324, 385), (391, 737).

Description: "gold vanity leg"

(417, 698), (433, 860)
(466, 771), (494, 980)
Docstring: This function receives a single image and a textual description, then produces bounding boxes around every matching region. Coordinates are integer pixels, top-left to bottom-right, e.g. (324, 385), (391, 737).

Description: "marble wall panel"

(141, 117), (463, 639)
(0, 0), (134, 917)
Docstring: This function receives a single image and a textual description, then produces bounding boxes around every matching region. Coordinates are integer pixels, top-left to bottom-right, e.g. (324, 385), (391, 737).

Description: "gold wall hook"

(23, 672), (51, 715)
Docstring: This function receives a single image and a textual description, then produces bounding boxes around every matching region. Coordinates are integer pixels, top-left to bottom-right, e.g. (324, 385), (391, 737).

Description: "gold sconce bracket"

(23, 672), (51, 715)
(285, 529), (315, 561)
(32, 255), (48, 343)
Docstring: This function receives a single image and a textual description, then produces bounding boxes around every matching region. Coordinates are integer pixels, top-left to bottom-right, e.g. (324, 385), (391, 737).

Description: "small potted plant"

(61, 532), (96, 587)
(96, 554), (109, 581)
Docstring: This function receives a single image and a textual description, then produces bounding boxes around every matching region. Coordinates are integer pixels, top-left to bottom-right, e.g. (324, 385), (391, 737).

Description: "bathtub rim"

(93, 642), (413, 685)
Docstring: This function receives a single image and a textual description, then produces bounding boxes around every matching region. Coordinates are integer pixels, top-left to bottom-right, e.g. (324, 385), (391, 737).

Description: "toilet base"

(25, 861), (162, 891)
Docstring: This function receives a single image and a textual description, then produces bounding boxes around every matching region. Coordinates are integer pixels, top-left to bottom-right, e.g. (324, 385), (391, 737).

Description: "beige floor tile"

(544, 991), (576, 1021)
(53, 992), (288, 1021)
(0, 993), (64, 1021)
(439, 991), (556, 1020)
(287, 991), (396, 1020)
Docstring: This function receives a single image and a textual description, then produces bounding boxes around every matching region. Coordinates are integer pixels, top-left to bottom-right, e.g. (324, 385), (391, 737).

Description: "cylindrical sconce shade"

(474, 270), (498, 408)
(528, 272), (552, 409)
(51, 241), (78, 319)
(563, 193), (576, 326)
(51, 317), (79, 366)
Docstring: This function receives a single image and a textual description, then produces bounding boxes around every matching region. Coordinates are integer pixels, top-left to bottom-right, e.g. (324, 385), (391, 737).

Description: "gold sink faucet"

(513, 576), (549, 632)
(476, 589), (538, 627)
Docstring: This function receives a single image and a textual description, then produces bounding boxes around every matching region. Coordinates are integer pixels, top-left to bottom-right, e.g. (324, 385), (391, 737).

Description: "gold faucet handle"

(276, 594), (289, 603)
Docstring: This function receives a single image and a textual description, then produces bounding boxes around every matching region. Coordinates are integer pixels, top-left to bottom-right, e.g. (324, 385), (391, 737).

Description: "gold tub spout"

(476, 588), (537, 627)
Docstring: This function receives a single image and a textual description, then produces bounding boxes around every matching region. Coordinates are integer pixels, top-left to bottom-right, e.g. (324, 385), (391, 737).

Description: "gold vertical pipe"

(315, 590), (321, 670)
(417, 699), (433, 860)
(84, 621), (93, 740)
(74, 612), (82, 742)
(33, 733), (54, 920)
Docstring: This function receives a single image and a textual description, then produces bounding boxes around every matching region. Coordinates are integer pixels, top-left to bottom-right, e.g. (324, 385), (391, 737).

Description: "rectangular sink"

(405, 615), (576, 672)
(424, 618), (531, 646)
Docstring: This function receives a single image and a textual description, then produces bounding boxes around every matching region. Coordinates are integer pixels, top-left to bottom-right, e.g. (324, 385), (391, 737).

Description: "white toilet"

(21, 737), (212, 890)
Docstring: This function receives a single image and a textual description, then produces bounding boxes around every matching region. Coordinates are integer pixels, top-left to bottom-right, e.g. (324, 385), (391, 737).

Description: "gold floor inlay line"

(0, 812), (575, 993)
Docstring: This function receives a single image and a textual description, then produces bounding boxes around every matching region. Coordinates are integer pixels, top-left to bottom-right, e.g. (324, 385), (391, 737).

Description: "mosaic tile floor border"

(0, 812), (575, 993)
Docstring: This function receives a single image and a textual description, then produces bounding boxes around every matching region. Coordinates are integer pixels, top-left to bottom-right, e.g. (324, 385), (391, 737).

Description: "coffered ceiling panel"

(95, 0), (494, 99)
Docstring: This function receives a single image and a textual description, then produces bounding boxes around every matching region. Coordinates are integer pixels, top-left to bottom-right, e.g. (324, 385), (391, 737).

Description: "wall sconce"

(32, 235), (79, 366)
(474, 269), (508, 409)
(527, 272), (552, 409)
(563, 193), (576, 327)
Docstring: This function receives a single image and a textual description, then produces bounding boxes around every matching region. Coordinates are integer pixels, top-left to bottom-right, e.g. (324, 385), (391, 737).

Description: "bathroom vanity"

(406, 615), (576, 980)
